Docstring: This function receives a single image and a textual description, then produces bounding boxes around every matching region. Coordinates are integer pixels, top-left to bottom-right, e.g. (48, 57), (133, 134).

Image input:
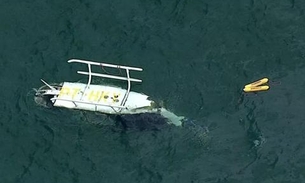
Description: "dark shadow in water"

(111, 113), (169, 131)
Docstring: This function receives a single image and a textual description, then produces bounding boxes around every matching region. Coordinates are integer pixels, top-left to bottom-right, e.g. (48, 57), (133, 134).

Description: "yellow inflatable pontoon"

(243, 78), (269, 92)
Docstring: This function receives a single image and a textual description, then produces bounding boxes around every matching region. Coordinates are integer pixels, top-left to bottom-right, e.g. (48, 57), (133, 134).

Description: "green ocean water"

(1, 0), (305, 182)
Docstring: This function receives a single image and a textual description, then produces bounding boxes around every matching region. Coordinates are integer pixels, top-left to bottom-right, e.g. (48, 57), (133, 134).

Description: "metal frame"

(66, 59), (143, 111)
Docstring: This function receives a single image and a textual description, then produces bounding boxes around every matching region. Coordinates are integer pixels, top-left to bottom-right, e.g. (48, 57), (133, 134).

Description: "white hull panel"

(53, 82), (154, 114)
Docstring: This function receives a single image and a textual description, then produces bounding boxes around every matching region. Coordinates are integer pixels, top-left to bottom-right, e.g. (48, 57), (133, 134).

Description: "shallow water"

(1, 0), (305, 182)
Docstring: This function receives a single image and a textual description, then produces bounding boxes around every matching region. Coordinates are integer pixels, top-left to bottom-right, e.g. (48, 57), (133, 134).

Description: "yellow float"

(243, 78), (269, 92)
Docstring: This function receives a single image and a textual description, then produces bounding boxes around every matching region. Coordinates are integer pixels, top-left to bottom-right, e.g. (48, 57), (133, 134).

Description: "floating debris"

(243, 78), (269, 92)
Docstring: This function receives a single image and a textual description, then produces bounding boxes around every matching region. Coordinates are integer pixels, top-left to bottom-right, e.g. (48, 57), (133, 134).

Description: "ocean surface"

(1, 0), (305, 182)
